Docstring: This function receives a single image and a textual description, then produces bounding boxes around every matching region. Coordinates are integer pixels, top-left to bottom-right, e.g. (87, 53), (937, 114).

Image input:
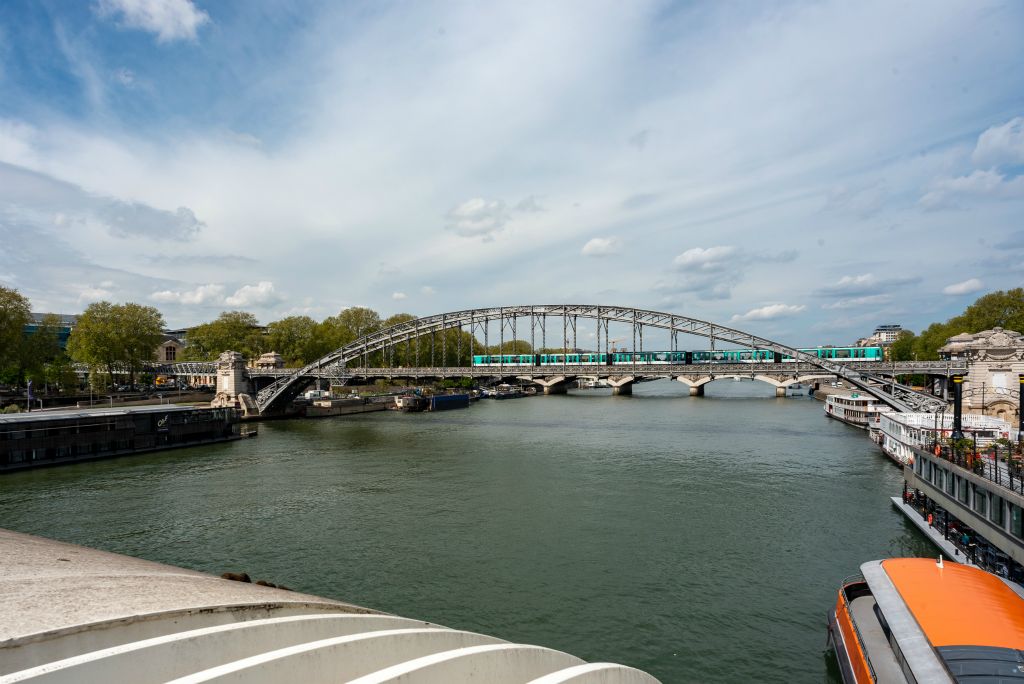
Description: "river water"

(0, 380), (933, 682)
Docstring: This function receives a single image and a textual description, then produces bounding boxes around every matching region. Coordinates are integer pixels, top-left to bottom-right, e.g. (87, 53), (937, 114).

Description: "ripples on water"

(0, 380), (933, 682)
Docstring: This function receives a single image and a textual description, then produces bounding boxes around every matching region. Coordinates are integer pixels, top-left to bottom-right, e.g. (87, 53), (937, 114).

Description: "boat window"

(958, 477), (969, 504)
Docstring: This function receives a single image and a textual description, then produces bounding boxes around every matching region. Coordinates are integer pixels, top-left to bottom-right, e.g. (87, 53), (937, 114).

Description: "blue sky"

(1, 0), (1023, 347)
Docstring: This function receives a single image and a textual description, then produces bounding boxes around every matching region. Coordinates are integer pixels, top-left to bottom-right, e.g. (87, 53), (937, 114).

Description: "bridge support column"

(607, 376), (635, 396)
(532, 376), (571, 395)
(675, 376), (710, 397)
(211, 351), (250, 411)
(775, 386), (787, 398)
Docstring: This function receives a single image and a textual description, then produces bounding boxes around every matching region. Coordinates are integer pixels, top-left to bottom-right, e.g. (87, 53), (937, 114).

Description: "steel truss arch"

(255, 305), (946, 414)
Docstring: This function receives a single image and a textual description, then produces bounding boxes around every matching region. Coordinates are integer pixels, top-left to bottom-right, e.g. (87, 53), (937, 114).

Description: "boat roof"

(880, 559), (1024, 650)
(863, 559), (1024, 682)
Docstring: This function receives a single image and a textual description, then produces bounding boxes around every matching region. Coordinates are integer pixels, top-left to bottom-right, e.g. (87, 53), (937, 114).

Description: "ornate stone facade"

(939, 327), (1024, 422)
(211, 351), (250, 409)
(252, 352), (284, 369)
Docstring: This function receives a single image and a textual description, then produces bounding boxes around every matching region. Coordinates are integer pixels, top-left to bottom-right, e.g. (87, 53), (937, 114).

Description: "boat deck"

(849, 595), (905, 683)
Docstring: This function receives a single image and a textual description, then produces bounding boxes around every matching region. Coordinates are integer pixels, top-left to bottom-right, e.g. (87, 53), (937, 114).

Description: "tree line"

(0, 285), (545, 393)
(889, 288), (1024, 361)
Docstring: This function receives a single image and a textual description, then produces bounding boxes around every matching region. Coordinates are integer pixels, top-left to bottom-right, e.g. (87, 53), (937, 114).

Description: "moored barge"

(0, 405), (243, 472)
(824, 393), (891, 429)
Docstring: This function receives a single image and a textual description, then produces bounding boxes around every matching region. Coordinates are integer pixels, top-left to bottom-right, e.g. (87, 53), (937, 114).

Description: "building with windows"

(856, 323), (903, 348)
(24, 314), (78, 349)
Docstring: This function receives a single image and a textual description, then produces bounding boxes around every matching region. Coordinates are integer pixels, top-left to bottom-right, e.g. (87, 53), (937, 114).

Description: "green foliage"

(2, 404), (22, 414)
(903, 288), (1024, 359)
(183, 311), (265, 361)
(889, 330), (916, 361)
(67, 302), (164, 386)
(266, 315), (319, 366)
(0, 286), (31, 372)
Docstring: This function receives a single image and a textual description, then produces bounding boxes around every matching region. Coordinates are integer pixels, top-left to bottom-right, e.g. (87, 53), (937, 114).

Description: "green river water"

(0, 380), (934, 682)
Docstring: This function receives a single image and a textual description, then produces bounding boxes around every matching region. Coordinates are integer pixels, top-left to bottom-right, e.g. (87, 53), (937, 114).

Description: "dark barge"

(0, 405), (244, 472)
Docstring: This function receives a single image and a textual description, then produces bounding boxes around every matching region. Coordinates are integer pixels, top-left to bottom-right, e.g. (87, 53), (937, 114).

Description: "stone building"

(939, 327), (1024, 422)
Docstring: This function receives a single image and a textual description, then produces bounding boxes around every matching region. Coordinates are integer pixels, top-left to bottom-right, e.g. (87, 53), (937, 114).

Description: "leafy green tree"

(0, 286), (31, 375)
(183, 311), (265, 361)
(901, 289), (1024, 359)
(118, 303), (165, 387)
(67, 303), (165, 387)
(22, 313), (64, 389)
(266, 316), (318, 366)
(889, 330), (917, 362)
(67, 302), (122, 384)
(313, 307), (383, 360)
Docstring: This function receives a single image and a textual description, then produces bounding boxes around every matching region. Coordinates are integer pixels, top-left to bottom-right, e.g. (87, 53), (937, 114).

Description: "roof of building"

(940, 327), (1024, 354)
(881, 558), (1024, 650)
(0, 404), (201, 426)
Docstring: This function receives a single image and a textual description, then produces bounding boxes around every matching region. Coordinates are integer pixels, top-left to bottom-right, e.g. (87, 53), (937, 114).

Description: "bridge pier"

(689, 384), (704, 397)
(530, 376), (571, 395)
(675, 376), (711, 397)
(607, 376), (635, 396)
(775, 386), (787, 398)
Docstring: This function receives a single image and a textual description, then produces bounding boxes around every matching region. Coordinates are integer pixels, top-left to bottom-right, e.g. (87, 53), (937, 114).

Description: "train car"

(691, 349), (776, 363)
(798, 346), (882, 361)
(610, 351), (688, 365)
(539, 353), (609, 365)
(470, 354), (539, 366)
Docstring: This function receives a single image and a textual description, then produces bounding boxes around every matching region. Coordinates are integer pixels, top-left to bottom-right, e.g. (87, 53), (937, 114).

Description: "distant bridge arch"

(254, 305), (946, 414)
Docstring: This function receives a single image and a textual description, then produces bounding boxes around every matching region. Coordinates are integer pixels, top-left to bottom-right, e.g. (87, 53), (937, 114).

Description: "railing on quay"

(926, 444), (1024, 497)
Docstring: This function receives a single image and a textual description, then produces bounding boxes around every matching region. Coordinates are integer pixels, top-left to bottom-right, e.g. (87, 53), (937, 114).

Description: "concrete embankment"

(0, 528), (660, 683)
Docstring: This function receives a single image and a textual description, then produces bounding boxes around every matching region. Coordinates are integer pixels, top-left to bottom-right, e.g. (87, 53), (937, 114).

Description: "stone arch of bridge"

(254, 304), (942, 414)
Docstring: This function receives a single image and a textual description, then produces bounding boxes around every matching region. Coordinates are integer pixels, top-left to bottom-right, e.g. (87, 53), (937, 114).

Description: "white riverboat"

(824, 393), (891, 429)
(874, 411), (1016, 466)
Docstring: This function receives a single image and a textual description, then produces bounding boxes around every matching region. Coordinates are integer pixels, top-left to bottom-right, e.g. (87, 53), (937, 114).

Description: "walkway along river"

(0, 380), (934, 682)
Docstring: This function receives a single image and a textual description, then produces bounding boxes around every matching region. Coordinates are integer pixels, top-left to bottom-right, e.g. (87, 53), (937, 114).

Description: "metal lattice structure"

(254, 305), (951, 414)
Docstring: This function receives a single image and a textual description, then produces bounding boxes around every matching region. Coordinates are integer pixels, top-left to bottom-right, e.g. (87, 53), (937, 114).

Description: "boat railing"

(838, 574), (878, 684)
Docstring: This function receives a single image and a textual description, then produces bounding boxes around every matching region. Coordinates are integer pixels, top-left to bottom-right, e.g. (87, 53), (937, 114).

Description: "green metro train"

(471, 346), (883, 366)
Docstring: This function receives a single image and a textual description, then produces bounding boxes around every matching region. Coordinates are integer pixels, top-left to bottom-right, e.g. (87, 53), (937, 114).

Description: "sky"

(1, 0), (1023, 347)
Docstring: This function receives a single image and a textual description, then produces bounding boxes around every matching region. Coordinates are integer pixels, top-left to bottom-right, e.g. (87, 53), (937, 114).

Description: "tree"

(67, 302), (165, 388)
(266, 316), (318, 366)
(22, 313), (65, 389)
(889, 330), (917, 362)
(67, 302), (122, 385)
(315, 307), (383, 359)
(0, 286), (31, 374)
(183, 311), (265, 361)
(117, 303), (165, 388)
(901, 289), (1024, 359)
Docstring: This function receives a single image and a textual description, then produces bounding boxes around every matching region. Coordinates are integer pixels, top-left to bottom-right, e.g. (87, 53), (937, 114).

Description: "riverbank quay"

(889, 496), (978, 567)
(0, 529), (659, 683)
(0, 405), (245, 473)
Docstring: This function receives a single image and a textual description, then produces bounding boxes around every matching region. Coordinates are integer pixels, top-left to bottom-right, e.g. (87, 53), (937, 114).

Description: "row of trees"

(890, 289), (1024, 361)
(0, 284), (536, 392)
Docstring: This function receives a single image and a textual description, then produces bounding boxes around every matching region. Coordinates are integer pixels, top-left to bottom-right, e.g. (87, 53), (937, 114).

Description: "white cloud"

(920, 169), (1024, 209)
(815, 273), (919, 297)
(76, 283), (114, 304)
(581, 236), (622, 257)
(445, 198), (509, 238)
(942, 278), (983, 296)
(225, 281), (279, 307)
(95, 0), (210, 43)
(150, 283), (224, 304)
(672, 246), (739, 272)
(730, 304), (806, 323)
(420, 286), (435, 296)
(972, 116), (1024, 168)
(115, 68), (136, 88)
(391, 291), (407, 300)
(821, 294), (892, 310)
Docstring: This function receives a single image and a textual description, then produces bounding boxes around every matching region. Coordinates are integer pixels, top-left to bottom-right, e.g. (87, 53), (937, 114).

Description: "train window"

(835, 349), (851, 358)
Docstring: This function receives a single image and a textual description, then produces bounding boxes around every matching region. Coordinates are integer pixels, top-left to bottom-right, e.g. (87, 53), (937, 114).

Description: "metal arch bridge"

(252, 304), (950, 415)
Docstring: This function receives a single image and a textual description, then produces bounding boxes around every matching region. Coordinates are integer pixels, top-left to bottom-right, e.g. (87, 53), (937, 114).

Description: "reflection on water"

(0, 380), (932, 682)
